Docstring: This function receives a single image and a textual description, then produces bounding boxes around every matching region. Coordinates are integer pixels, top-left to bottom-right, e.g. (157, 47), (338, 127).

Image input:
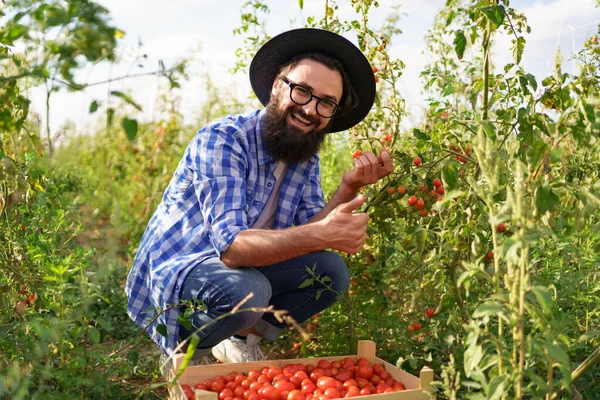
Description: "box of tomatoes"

(168, 340), (434, 400)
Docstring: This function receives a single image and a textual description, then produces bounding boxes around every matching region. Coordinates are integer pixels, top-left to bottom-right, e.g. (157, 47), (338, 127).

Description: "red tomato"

(194, 383), (209, 391)
(288, 390), (306, 400)
(235, 375), (245, 385)
(289, 375), (303, 388)
(393, 381), (406, 391)
(396, 185), (406, 195)
(407, 324), (415, 333)
(247, 370), (261, 381)
(359, 387), (371, 395)
(420, 209), (428, 217)
(234, 386), (246, 398)
(344, 386), (360, 398)
(414, 322), (423, 330)
(378, 370), (391, 381)
(355, 377), (369, 388)
(323, 388), (341, 399)
(316, 377), (337, 391)
(283, 364), (299, 375)
(219, 388), (234, 400)
(212, 381), (226, 393)
(301, 381), (316, 395)
(436, 185), (445, 194)
(316, 360), (331, 370)
(226, 381), (238, 390)
(343, 379), (358, 388)
(407, 196), (417, 206)
(432, 178), (442, 187)
(497, 223), (506, 233)
(414, 157), (422, 166)
(415, 199), (425, 210)
(310, 368), (326, 383)
(352, 150), (361, 159)
(372, 66), (378, 73)
(275, 380), (296, 392)
(181, 384), (195, 400)
(249, 382), (263, 392)
(370, 375), (381, 385)
(334, 371), (353, 383)
(426, 308), (435, 317)
(267, 367), (283, 380)
(387, 187), (395, 195)
(259, 385), (280, 400)
(244, 390), (260, 400)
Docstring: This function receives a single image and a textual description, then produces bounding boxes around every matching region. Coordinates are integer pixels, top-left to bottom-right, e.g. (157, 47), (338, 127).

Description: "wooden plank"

(357, 340), (377, 363)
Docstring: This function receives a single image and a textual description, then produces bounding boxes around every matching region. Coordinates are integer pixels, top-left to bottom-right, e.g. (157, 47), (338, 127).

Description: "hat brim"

(249, 28), (375, 133)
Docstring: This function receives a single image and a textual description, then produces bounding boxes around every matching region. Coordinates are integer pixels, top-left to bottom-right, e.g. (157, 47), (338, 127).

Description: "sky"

(23, 0), (600, 137)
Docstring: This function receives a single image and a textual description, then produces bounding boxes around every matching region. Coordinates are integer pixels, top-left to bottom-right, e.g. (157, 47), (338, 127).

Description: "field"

(1, 0), (599, 399)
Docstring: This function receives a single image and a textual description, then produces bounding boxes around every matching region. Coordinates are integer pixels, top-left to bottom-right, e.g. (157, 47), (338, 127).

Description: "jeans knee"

(314, 251), (350, 294)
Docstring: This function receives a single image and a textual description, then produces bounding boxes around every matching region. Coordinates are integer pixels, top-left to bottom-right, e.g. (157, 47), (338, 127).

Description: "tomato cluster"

(15, 287), (37, 316)
(179, 358), (406, 400)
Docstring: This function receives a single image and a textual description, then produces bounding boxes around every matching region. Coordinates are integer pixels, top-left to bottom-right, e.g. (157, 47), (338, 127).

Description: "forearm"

(310, 182), (358, 223)
(220, 222), (328, 268)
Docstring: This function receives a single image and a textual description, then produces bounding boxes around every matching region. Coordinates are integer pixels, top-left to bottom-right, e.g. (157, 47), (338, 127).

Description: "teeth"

(293, 113), (311, 125)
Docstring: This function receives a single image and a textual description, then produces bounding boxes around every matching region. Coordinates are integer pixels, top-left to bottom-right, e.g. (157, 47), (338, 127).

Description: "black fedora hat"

(249, 28), (375, 133)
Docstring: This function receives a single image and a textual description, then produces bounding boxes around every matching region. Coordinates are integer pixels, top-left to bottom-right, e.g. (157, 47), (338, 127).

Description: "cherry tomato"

(432, 178), (442, 187)
(407, 196), (417, 206)
(414, 157), (422, 166)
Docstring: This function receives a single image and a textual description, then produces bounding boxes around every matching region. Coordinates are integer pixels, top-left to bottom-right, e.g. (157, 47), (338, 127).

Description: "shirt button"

(267, 182), (272, 187)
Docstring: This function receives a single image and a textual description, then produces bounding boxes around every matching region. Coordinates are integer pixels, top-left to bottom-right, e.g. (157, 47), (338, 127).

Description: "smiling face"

(261, 59), (344, 165)
(273, 59), (343, 133)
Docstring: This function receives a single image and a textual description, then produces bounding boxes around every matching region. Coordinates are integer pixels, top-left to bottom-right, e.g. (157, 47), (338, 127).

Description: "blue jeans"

(178, 251), (349, 352)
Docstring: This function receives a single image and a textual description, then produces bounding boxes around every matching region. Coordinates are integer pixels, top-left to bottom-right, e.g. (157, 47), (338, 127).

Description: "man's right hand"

(319, 194), (370, 254)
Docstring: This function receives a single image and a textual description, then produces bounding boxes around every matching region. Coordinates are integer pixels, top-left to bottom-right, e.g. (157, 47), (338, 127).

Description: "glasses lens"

(291, 86), (311, 105)
(317, 100), (337, 117)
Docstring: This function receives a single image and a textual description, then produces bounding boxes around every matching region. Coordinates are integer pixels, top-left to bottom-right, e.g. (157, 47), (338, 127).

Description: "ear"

(271, 76), (281, 96)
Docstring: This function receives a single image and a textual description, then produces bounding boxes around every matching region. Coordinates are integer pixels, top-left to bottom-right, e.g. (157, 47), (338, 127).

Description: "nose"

(302, 98), (318, 116)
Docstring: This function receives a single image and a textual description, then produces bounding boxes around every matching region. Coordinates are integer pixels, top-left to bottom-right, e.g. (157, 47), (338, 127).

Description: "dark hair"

(277, 53), (359, 117)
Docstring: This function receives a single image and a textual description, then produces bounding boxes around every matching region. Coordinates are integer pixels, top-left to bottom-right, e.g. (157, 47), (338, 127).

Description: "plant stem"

(550, 345), (600, 400)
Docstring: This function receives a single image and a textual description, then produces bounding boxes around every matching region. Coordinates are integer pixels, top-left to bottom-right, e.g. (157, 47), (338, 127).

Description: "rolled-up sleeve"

(294, 159), (325, 226)
(190, 126), (249, 255)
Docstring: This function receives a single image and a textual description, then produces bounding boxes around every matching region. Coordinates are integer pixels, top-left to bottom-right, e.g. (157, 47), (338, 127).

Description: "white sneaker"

(211, 333), (264, 363)
(160, 352), (213, 379)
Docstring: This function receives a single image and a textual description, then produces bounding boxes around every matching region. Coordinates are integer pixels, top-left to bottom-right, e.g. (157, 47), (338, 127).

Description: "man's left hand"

(342, 150), (394, 192)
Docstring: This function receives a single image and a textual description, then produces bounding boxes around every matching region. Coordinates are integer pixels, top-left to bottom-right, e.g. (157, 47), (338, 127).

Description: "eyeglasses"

(279, 76), (339, 118)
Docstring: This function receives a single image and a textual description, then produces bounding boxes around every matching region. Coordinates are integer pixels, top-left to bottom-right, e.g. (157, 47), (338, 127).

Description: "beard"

(261, 93), (331, 165)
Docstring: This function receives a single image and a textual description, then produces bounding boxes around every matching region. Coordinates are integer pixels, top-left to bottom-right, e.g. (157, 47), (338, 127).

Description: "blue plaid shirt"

(125, 109), (325, 355)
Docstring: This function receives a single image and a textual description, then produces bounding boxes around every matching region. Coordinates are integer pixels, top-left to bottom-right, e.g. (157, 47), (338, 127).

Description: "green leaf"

(511, 37), (526, 65)
(535, 185), (560, 214)
(546, 342), (570, 366)
(298, 278), (313, 289)
(577, 330), (599, 343)
(156, 324), (168, 337)
(532, 286), (553, 315)
(298, 0), (304, 9)
(480, 5), (506, 29)
(464, 343), (483, 378)
(107, 108), (115, 126)
(488, 376), (508, 400)
(526, 140), (548, 169)
(413, 128), (430, 141)
(454, 30), (467, 60)
(442, 160), (460, 191)
(445, 10), (456, 27)
(127, 351), (139, 365)
(88, 326), (100, 345)
(473, 302), (504, 318)
(121, 117), (138, 141)
(442, 85), (456, 97)
(110, 90), (142, 111)
(89, 100), (98, 114)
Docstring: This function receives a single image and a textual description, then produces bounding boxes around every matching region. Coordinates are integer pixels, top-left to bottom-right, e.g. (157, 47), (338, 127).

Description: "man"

(125, 28), (393, 366)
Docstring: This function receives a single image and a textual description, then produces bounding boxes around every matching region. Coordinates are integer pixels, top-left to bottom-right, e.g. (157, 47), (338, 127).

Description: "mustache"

(288, 106), (320, 125)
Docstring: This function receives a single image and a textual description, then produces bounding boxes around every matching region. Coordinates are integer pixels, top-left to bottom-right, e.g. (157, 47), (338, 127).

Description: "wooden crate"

(168, 340), (434, 400)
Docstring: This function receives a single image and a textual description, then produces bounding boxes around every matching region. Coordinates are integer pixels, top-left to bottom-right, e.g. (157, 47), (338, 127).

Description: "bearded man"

(125, 28), (394, 367)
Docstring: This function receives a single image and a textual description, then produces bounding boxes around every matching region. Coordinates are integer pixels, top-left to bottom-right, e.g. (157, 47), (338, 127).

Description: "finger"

(361, 151), (379, 176)
(353, 156), (366, 177)
(337, 194), (365, 214)
(377, 151), (394, 178)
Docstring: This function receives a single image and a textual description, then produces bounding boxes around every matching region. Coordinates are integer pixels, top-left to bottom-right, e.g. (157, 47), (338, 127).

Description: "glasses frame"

(279, 76), (339, 118)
